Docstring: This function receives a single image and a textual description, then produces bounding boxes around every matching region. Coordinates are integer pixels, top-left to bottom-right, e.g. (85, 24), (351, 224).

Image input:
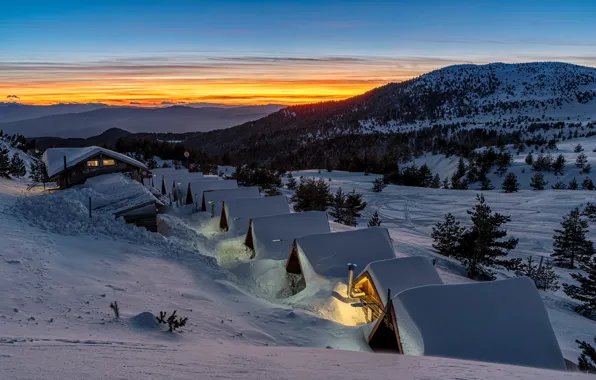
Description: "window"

(87, 160), (99, 167)
(102, 159), (116, 166)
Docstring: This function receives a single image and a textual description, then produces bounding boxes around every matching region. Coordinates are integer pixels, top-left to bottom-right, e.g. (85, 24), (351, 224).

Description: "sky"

(1, 0), (596, 106)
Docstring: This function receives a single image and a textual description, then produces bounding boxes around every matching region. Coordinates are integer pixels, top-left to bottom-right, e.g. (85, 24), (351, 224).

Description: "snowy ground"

(0, 166), (594, 378)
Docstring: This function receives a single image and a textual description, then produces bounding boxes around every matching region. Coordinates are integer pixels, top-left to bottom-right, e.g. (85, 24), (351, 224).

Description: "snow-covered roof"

(391, 277), (566, 370)
(223, 195), (290, 233)
(249, 211), (330, 260)
(43, 146), (148, 178)
(294, 227), (395, 278)
(358, 256), (443, 306)
(188, 179), (238, 201)
(202, 187), (260, 214)
(85, 173), (162, 215)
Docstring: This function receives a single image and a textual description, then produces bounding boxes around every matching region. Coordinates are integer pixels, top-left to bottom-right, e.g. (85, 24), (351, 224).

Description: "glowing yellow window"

(87, 160), (99, 167)
(102, 159), (115, 166)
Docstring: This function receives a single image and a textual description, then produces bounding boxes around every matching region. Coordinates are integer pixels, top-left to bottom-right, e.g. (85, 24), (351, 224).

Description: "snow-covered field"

(1, 161), (595, 378)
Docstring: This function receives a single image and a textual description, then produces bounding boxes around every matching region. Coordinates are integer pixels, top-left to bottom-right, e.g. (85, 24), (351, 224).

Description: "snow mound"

(131, 312), (160, 330)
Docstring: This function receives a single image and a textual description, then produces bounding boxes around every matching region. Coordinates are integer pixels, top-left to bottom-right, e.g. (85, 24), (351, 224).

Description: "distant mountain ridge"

(0, 104), (285, 138)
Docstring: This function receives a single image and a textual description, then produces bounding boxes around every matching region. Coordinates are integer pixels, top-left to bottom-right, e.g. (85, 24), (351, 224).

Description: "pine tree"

(576, 153), (588, 169)
(430, 174), (441, 189)
(583, 163), (592, 174)
(525, 152), (534, 165)
(344, 190), (367, 226)
(38, 160), (49, 188)
(9, 153), (26, 177)
(368, 211), (382, 227)
(501, 172), (520, 193)
(329, 188), (346, 224)
(552, 154), (566, 175)
(552, 208), (595, 269)
(264, 186), (282, 196)
(455, 157), (466, 179)
(576, 338), (596, 373)
(569, 177), (579, 190)
(431, 213), (464, 258)
(575, 143), (585, 153)
(419, 164), (434, 187)
(0, 148), (11, 179)
(480, 177), (494, 190)
(286, 173), (297, 190)
(371, 178), (387, 192)
(458, 194), (519, 279)
(291, 177), (332, 212)
(185, 183), (193, 205)
(28, 159), (40, 184)
(563, 256), (596, 318)
(161, 176), (166, 195)
(514, 256), (559, 292)
(442, 176), (450, 189)
(530, 172), (548, 190)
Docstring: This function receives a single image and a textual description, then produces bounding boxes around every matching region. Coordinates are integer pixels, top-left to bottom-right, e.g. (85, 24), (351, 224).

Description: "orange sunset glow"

(0, 56), (438, 106)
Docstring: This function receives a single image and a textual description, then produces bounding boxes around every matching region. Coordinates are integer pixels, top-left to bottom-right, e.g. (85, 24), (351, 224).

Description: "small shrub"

(156, 310), (188, 332)
(110, 301), (120, 319)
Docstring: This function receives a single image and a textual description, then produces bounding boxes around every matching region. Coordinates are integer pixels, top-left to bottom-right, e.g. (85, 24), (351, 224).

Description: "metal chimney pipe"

(347, 263), (356, 298)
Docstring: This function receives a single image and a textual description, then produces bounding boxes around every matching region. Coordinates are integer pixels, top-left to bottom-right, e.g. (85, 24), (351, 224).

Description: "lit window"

(87, 160), (99, 167)
(102, 159), (115, 166)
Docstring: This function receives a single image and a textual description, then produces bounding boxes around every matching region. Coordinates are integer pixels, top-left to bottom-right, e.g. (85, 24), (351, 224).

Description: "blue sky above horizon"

(2, 0), (595, 105)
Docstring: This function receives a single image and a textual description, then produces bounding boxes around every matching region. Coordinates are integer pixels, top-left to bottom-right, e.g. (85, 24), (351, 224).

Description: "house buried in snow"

(245, 211), (330, 260)
(285, 227), (395, 295)
(220, 195), (290, 234)
(43, 146), (148, 189)
(352, 257), (443, 322)
(365, 277), (566, 371)
(188, 179), (238, 205)
(201, 187), (260, 216)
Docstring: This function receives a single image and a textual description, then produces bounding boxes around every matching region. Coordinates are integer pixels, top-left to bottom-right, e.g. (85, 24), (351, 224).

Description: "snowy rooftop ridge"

(392, 277), (566, 370)
(42, 146), (148, 178)
(294, 227), (396, 278)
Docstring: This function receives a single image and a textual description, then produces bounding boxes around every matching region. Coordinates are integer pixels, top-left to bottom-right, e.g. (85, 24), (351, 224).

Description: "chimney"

(347, 263), (356, 298)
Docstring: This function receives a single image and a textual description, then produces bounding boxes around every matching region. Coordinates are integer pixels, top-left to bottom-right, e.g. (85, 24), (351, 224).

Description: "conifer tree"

(430, 174), (441, 189)
(575, 143), (585, 153)
(442, 176), (450, 189)
(530, 172), (548, 190)
(371, 178), (386, 192)
(329, 188), (346, 224)
(161, 176), (166, 195)
(576, 338), (596, 373)
(569, 177), (579, 190)
(286, 173), (297, 190)
(264, 186), (282, 196)
(367, 211), (382, 227)
(583, 163), (592, 174)
(480, 177), (494, 190)
(172, 180), (178, 202)
(563, 256), (596, 318)
(419, 164), (434, 187)
(344, 190), (367, 226)
(501, 172), (520, 193)
(431, 213), (464, 258)
(458, 194), (519, 279)
(0, 148), (10, 179)
(291, 177), (332, 212)
(552, 208), (595, 269)
(28, 159), (40, 184)
(514, 256), (559, 292)
(9, 153), (26, 177)
(576, 153), (588, 169)
(552, 154), (566, 175)
(525, 152), (534, 165)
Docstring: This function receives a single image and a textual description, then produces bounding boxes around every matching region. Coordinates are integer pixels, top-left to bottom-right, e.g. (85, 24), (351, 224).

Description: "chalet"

(365, 277), (566, 370)
(352, 257), (443, 322)
(220, 195), (290, 234)
(245, 211), (330, 260)
(201, 187), (260, 216)
(285, 227), (395, 296)
(43, 146), (148, 189)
